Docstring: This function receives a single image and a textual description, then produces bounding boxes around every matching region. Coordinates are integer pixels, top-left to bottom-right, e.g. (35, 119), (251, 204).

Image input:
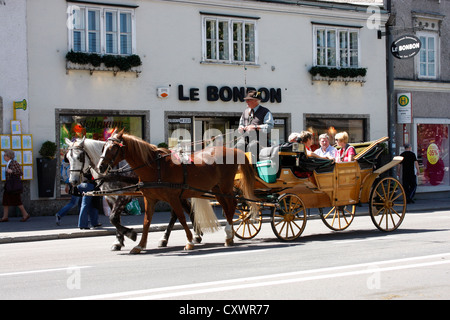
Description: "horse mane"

(82, 139), (104, 164)
(121, 134), (169, 165)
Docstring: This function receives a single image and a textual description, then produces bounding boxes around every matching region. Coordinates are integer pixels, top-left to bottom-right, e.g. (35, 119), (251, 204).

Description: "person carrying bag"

(1, 149), (30, 222)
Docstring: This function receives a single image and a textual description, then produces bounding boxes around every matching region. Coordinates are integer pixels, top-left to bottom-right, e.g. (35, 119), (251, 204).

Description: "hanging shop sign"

(178, 85), (282, 103)
(391, 35), (421, 59)
(397, 92), (412, 124)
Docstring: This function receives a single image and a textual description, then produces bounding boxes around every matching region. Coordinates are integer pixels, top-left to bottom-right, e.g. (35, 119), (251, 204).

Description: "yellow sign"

(397, 92), (412, 124)
(398, 95), (409, 106)
(13, 99), (27, 110)
(427, 143), (440, 165)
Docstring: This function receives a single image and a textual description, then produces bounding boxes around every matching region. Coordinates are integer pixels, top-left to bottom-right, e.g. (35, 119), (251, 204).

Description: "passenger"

(335, 131), (356, 162)
(288, 131), (327, 159)
(314, 133), (337, 160)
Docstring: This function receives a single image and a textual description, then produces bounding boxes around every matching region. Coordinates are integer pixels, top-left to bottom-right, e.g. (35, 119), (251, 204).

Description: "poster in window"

(11, 135), (22, 150)
(0, 135), (11, 150)
(11, 120), (22, 135)
(14, 150), (22, 164)
(22, 150), (33, 165)
(22, 135), (33, 150)
(1, 151), (7, 165)
(22, 165), (33, 180)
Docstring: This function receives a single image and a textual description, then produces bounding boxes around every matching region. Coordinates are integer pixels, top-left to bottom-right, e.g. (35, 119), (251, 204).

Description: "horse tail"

(238, 157), (259, 220)
(191, 198), (220, 233)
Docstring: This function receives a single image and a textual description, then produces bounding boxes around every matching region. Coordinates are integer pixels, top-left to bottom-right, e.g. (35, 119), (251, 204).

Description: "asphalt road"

(1, 209), (449, 302)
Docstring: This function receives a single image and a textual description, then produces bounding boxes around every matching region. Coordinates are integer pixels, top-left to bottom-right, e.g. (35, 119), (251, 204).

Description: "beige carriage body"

(233, 137), (407, 241)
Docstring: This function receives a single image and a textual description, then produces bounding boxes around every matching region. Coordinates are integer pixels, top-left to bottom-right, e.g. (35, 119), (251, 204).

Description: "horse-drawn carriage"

(67, 131), (406, 253)
(232, 136), (407, 241)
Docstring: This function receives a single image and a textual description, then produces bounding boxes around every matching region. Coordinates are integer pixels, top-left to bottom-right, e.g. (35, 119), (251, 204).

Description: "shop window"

(305, 117), (366, 151)
(416, 123), (449, 188)
(168, 117), (193, 152)
(167, 115), (288, 151)
(59, 114), (144, 195)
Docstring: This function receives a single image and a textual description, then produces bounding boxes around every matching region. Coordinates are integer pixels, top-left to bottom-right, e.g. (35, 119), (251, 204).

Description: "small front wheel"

(233, 205), (262, 240)
(271, 194), (307, 241)
(369, 177), (406, 232)
(320, 205), (356, 231)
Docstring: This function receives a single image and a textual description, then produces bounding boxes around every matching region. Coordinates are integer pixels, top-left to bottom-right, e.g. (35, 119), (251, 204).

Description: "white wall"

(26, 0), (388, 199)
(0, 0), (29, 133)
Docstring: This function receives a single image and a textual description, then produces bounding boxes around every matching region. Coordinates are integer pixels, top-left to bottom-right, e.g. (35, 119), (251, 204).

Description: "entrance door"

(194, 117), (240, 149)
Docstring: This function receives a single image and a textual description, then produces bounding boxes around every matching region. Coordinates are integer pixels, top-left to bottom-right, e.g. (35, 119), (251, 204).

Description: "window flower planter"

(309, 66), (367, 86)
(65, 51), (142, 77)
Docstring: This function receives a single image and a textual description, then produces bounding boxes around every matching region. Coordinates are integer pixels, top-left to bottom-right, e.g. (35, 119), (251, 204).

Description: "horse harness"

(97, 136), (262, 203)
(102, 136), (191, 199)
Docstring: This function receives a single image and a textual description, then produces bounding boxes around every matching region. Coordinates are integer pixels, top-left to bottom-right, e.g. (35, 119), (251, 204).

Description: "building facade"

(387, 0), (450, 195)
(2, 0), (390, 214)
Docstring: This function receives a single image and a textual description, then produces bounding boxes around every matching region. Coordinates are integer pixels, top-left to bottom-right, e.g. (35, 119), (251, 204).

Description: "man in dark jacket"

(398, 144), (420, 203)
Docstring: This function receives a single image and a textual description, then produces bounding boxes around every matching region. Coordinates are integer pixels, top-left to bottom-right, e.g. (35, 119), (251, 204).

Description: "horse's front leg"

(108, 196), (137, 251)
(158, 209), (177, 247)
(131, 197), (156, 254)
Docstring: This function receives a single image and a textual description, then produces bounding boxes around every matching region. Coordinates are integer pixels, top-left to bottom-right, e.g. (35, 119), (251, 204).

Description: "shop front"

(166, 112), (290, 152)
(57, 109), (148, 196)
(414, 118), (449, 193)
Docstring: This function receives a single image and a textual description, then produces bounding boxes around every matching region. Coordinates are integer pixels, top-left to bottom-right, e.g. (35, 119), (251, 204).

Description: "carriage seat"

(356, 144), (385, 170)
(297, 152), (335, 173)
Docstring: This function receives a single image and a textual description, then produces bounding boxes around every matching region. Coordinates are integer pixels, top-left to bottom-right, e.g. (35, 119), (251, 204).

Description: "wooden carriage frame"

(232, 137), (407, 241)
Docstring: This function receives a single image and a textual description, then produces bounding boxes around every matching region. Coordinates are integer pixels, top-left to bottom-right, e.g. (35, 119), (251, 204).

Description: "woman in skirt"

(1, 149), (30, 222)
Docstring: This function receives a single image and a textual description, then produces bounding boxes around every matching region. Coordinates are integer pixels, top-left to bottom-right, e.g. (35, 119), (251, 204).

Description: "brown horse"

(97, 130), (258, 254)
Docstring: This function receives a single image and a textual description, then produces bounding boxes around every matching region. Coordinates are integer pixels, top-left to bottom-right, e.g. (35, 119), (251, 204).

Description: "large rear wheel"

(369, 177), (406, 232)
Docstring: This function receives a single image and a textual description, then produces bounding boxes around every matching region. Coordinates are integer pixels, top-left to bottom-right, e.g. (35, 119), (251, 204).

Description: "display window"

(167, 115), (288, 152)
(305, 117), (367, 151)
(416, 122), (449, 189)
(59, 114), (144, 195)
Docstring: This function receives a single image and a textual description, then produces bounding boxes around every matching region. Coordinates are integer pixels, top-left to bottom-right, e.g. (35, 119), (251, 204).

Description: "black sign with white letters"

(391, 35), (421, 59)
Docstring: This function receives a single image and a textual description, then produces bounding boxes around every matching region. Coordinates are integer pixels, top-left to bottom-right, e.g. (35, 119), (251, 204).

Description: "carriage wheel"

(369, 177), (406, 232)
(271, 194), (307, 241)
(233, 204), (262, 240)
(320, 205), (356, 231)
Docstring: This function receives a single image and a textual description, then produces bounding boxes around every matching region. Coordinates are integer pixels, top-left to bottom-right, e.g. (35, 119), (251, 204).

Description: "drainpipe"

(386, 0), (397, 175)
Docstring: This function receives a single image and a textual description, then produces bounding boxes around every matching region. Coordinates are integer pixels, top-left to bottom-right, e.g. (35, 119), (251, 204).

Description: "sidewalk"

(1, 197), (449, 244)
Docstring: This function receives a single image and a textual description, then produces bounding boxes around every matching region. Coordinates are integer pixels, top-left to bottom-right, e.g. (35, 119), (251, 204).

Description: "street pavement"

(1, 196), (449, 244)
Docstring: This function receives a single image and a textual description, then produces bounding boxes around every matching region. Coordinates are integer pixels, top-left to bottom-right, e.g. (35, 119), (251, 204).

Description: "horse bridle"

(67, 144), (90, 178)
(100, 137), (125, 173)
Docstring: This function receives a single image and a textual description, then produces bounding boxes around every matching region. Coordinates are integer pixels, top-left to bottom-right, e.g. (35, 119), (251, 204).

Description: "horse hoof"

(194, 236), (202, 244)
(225, 239), (234, 247)
(111, 244), (123, 251)
(130, 246), (144, 254)
(184, 242), (195, 250)
(158, 239), (168, 248)
(126, 229), (137, 242)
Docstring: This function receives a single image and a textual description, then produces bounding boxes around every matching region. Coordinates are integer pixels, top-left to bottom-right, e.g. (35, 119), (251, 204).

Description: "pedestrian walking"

(77, 172), (101, 230)
(55, 183), (81, 226)
(1, 149), (30, 222)
(398, 144), (420, 203)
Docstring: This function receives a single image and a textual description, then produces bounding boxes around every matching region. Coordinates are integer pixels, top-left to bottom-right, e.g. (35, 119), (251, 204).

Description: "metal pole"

(386, 0), (397, 176)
